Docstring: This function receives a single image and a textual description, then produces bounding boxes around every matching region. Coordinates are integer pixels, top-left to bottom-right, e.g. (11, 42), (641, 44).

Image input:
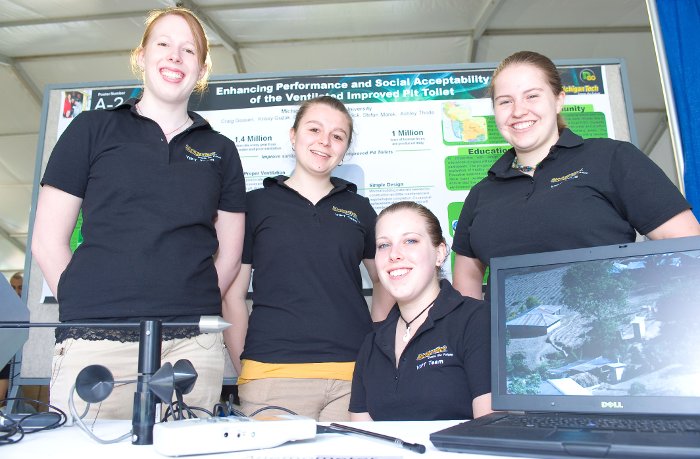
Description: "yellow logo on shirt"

(417, 345), (448, 361)
(185, 144), (221, 162)
(332, 206), (359, 224)
(550, 168), (588, 188)
(416, 344), (452, 370)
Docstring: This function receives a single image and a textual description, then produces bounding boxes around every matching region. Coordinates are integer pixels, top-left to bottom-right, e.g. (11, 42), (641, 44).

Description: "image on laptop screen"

(490, 236), (700, 415)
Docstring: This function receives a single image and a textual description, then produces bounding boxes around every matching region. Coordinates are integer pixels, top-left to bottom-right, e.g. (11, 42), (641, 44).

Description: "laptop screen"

(489, 236), (700, 416)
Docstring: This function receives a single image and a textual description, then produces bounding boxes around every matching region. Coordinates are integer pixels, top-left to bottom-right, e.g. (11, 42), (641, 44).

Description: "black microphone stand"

(131, 319), (161, 445)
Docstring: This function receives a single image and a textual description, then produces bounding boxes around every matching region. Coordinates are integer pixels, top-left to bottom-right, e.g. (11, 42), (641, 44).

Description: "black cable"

(181, 404), (197, 419)
(329, 422), (426, 454)
(0, 418), (24, 445)
(0, 397), (67, 446)
(8, 411), (64, 433)
(161, 397), (289, 424)
(172, 401), (180, 420)
(247, 405), (299, 417)
(0, 397), (66, 432)
(223, 393), (247, 418)
(160, 403), (179, 422)
(212, 403), (229, 417)
(185, 405), (212, 418)
(316, 424), (337, 434)
(228, 406), (247, 418)
(160, 401), (213, 422)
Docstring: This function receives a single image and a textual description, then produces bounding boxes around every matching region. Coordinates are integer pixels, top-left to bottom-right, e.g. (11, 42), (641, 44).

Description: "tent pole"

(646, 0), (685, 194)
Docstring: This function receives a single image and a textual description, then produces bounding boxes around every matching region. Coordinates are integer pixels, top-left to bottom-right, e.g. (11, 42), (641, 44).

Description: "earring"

(291, 143), (295, 151)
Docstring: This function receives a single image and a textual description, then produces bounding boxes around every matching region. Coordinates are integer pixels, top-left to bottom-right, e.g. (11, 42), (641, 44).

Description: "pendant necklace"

(136, 104), (190, 136)
(399, 298), (436, 343)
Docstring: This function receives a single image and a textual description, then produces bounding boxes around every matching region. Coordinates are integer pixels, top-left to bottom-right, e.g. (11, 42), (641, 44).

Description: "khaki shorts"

(238, 377), (351, 422)
(51, 333), (225, 421)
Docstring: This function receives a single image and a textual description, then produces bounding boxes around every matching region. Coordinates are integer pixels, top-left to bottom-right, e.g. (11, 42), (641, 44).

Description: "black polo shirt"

(350, 280), (491, 421)
(241, 176), (377, 363)
(42, 99), (246, 321)
(453, 129), (690, 268)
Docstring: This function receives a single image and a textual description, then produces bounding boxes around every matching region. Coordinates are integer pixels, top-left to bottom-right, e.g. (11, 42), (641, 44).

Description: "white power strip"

(153, 414), (317, 456)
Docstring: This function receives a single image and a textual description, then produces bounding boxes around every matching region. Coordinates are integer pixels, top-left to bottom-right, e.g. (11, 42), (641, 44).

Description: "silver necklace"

(399, 299), (436, 343)
(136, 104), (190, 136)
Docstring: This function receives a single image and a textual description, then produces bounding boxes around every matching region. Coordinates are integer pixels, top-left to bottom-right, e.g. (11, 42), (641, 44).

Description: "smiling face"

(375, 208), (446, 309)
(289, 102), (351, 177)
(137, 14), (206, 105)
(492, 63), (565, 159)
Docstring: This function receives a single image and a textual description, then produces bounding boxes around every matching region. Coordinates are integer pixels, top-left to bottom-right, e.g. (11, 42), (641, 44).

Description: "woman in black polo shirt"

(452, 51), (700, 300)
(350, 201), (492, 421)
(224, 96), (394, 421)
(32, 7), (245, 419)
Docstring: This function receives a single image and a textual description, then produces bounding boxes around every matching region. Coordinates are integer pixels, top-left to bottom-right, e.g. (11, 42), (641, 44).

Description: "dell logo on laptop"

(601, 401), (624, 409)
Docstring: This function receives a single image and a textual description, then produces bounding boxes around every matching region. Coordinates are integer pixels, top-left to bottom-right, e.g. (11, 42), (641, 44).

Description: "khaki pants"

(50, 334), (225, 421)
(238, 377), (351, 422)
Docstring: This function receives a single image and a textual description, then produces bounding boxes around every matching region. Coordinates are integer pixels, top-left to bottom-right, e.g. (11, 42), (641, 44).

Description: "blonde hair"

(490, 51), (567, 132)
(130, 7), (212, 93)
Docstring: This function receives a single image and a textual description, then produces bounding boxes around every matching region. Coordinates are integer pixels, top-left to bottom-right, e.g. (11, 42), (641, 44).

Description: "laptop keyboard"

(493, 414), (700, 433)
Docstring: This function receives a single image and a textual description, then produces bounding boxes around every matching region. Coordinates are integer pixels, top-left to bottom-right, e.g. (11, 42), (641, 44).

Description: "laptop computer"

(431, 236), (700, 458)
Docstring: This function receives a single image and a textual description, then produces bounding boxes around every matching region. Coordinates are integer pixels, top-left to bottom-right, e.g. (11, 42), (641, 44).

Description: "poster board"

(21, 59), (636, 379)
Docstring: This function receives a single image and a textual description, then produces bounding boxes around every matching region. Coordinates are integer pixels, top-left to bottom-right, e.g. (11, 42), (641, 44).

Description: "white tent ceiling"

(0, 0), (674, 276)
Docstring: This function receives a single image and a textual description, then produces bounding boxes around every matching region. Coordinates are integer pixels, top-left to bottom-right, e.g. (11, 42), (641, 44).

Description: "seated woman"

(349, 201), (492, 421)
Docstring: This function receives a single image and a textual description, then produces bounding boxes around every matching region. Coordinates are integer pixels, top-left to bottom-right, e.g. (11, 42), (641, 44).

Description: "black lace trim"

(55, 316), (201, 343)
